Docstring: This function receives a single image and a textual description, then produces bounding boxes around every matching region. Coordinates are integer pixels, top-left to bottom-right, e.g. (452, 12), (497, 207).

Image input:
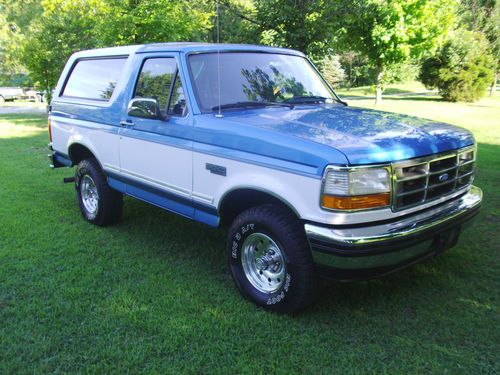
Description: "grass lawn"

(0, 100), (46, 108)
(336, 81), (432, 98)
(0, 97), (499, 373)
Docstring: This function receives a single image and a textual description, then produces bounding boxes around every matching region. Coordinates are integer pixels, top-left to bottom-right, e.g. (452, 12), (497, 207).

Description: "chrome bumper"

(305, 186), (482, 280)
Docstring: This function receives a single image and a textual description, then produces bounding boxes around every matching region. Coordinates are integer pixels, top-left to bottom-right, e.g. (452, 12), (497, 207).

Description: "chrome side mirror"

(127, 98), (164, 120)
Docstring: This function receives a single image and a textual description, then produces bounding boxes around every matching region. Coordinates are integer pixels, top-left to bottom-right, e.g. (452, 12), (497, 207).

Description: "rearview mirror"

(127, 98), (163, 120)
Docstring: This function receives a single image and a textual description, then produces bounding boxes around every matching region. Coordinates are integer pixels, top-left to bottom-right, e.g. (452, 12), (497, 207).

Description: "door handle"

(120, 120), (135, 128)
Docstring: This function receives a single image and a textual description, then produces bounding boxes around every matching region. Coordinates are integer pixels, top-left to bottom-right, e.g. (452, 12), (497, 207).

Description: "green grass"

(1, 99), (499, 373)
(336, 81), (431, 98)
(0, 100), (46, 109)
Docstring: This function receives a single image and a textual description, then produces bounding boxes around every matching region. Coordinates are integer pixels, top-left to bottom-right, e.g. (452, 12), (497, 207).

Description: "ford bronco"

(49, 43), (482, 313)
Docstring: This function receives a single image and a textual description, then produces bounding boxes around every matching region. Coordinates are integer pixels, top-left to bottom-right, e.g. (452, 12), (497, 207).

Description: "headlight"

(458, 149), (474, 165)
(321, 167), (391, 210)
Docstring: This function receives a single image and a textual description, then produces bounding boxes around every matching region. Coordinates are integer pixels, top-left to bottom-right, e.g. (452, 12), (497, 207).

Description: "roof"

(70, 43), (305, 58)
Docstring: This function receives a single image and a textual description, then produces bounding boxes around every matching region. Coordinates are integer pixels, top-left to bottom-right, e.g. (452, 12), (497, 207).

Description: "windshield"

(188, 52), (336, 112)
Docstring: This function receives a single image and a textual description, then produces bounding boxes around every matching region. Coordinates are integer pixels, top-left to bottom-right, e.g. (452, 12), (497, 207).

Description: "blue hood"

(222, 105), (475, 165)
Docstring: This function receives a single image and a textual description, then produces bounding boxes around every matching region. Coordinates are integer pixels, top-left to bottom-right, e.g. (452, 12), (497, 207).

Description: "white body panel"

(119, 136), (192, 197)
(51, 117), (120, 172)
(192, 152), (326, 223)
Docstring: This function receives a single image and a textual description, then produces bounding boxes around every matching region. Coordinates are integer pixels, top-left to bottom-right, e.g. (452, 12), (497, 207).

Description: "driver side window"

(134, 58), (187, 118)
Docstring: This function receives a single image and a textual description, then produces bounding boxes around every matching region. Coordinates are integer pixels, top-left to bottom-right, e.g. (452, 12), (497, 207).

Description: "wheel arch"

(218, 187), (301, 226)
(68, 142), (101, 168)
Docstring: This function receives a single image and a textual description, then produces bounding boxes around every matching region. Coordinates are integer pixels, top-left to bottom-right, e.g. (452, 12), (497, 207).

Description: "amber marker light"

(48, 116), (52, 142)
(322, 192), (390, 210)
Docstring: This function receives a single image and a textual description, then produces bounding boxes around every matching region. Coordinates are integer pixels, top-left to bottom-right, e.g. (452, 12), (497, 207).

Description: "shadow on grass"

(0, 113), (47, 128)
(383, 87), (419, 95)
(343, 94), (442, 102)
(380, 95), (443, 102)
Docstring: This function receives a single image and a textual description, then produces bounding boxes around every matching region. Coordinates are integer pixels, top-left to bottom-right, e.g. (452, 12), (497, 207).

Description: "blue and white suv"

(49, 43), (482, 313)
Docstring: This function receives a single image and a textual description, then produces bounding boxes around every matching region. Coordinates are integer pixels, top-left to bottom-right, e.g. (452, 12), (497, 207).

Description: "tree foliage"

(214, 0), (260, 44)
(255, 0), (334, 61)
(0, 0), (42, 84)
(12, 0), (214, 99)
(19, 0), (108, 100)
(331, 0), (457, 103)
(460, 0), (500, 94)
(1, 0), (495, 104)
(420, 31), (495, 101)
(97, 0), (213, 46)
(320, 55), (345, 87)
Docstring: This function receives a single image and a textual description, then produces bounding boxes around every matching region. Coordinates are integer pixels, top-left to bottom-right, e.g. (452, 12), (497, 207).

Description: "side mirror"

(127, 98), (164, 120)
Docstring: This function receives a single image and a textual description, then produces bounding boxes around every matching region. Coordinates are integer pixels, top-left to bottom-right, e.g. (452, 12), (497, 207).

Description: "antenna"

(215, 0), (223, 118)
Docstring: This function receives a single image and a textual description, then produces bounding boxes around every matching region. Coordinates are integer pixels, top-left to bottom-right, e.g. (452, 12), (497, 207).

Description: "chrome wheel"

(241, 233), (286, 294)
(80, 175), (99, 215)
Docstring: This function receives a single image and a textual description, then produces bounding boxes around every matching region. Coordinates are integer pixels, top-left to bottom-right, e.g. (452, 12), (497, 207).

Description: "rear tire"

(227, 204), (318, 313)
(75, 158), (123, 226)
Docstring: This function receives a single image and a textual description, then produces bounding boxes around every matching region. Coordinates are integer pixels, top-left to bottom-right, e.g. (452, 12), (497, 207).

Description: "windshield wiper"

(284, 95), (348, 106)
(211, 101), (293, 111)
(284, 95), (330, 104)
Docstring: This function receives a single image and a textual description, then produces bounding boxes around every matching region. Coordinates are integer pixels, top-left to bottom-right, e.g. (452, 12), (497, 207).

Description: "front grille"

(392, 147), (475, 211)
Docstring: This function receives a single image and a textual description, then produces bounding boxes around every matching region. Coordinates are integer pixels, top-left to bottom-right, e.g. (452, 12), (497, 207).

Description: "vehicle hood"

(222, 105), (475, 165)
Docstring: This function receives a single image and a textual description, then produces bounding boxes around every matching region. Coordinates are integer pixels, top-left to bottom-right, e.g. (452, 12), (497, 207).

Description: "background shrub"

(420, 31), (495, 102)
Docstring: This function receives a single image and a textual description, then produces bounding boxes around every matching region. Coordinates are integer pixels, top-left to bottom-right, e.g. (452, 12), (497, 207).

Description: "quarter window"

(62, 57), (127, 100)
(134, 58), (187, 117)
(168, 73), (187, 116)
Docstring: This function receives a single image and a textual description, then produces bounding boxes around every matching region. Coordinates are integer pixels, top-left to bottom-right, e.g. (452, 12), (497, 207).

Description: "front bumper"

(305, 186), (482, 281)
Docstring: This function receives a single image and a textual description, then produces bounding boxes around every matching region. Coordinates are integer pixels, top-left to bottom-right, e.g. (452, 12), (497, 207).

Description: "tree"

(331, 0), (457, 104)
(15, 0), (214, 100)
(97, 0), (213, 46)
(254, 0), (334, 61)
(213, 0), (260, 44)
(0, 0), (43, 84)
(420, 31), (495, 102)
(19, 0), (109, 101)
(320, 55), (345, 87)
(485, 4), (500, 95)
(459, 1), (500, 95)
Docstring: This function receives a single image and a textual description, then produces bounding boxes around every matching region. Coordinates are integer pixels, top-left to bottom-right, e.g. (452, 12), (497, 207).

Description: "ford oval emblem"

(438, 173), (449, 182)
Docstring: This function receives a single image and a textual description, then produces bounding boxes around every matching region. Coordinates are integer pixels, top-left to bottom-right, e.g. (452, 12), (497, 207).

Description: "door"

(119, 56), (193, 218)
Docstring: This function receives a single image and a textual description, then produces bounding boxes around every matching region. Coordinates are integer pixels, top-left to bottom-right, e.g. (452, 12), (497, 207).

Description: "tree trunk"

(490, 72), (498, 96)
(375, 61), (383, 105)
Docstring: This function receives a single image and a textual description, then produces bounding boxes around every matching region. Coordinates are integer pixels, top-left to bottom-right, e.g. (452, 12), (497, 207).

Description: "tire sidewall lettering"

(230, 221), (293, 306)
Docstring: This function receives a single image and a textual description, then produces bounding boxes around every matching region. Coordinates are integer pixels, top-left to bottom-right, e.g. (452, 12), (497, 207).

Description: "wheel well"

(68, 143), (96, 166)
(219, 189), (300, 226)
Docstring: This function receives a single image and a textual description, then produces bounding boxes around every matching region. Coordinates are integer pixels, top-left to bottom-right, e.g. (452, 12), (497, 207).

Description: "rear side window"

(62, 57), (127, 100)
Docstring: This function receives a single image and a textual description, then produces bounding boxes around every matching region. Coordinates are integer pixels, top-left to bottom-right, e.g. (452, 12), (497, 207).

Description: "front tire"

(75, 158), (123, 226)
(227, 204), (318, 313)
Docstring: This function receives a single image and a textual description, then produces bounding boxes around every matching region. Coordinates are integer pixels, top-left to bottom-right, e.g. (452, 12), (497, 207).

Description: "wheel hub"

(241, 233), (286, 294)
(255, 250), (281, 272)
(81, 175), (99, 215)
